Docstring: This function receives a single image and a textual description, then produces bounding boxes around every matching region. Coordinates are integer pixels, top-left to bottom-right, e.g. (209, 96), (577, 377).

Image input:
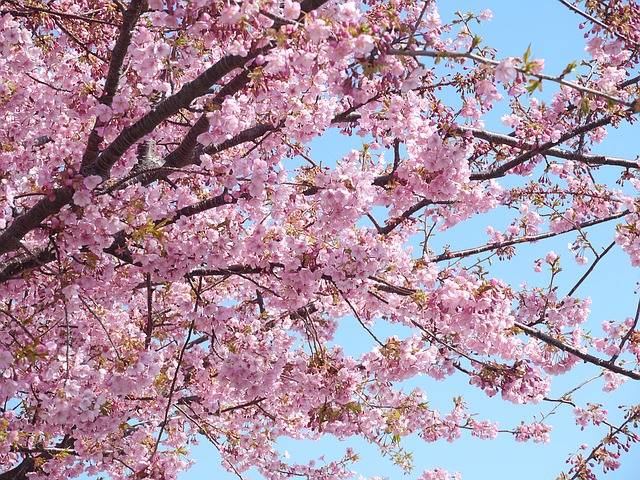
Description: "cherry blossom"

(1, 1), (640, 480)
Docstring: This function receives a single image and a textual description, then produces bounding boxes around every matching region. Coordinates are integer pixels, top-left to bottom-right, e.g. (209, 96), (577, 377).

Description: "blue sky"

(181, 2), (640, 480)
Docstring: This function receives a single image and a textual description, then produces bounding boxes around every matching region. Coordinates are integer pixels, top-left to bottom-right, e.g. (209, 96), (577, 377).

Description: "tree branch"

(433, 211), (628, 262)
(389, 48), (633, 107)
(81, 0), (148, 168)
(465, 127), (640, 170)
(516, 321), (640, 380)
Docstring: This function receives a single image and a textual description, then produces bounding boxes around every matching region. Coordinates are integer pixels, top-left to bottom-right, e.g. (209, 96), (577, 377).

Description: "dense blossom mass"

(0, 1), (640, 479)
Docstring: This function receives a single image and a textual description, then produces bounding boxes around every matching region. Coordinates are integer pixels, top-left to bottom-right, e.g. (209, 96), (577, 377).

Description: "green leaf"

(526, 79), (542, 93)
(523, 43), (532, 64)
(470, 35), (483, 51)
(580, 97), (591, 116)
(560, 61), (577, 79)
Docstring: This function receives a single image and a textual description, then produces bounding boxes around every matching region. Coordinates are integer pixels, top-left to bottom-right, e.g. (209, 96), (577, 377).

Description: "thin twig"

(389, 48), (633, 107)
(144, 273), (153, 349)
(332, 281), (384, 347)
(557, 0), (634, 45)
(610, 296), (640, 363)
(78, 295), (123, 360)
(149, 277), (202, 462)
(433, 211), (628, 262)
(567, 240), (616, 297)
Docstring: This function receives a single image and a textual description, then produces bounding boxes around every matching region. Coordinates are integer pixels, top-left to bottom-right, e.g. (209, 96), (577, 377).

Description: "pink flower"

(219, 5), (241, 25)
(586, 37), (605, 60)
(93, 103), (112, 122)
(475, 79), (502, 105)
(154, 41), (171, 58)
(61, 284), (79, 298)
(515, 422), (552, 443)
(460, 98), (480, 120)
(602, 371), (626, 392)
(573, 404), (607, 430)
(306, 19), (330, 43)
(471, 419), (499, 439)
(501, 115), (521, 131)
(3, 28), (21, 44)
(528, 58), (545, 74)
(495, 57), (517, 83)
(545, 251), (558, 265)
(479, 9), (493, 21)
(111, 94), (129, 114)
(283, 0), (301, 20)
(83, 175), (102, 190)
(353, 34), (375, 57)
(589, 126), (607, 143)
(419, 469), (461, 480)
(73, 189), (92, 207)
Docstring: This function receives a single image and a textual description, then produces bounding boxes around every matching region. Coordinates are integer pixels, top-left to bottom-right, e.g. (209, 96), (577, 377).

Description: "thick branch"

(162, 70), (253, 170)
(514, 321), (640, 380)
(0, 188), (73, 256)
(90, 0), (329, 178)
(0, 248), (57, 283)
(465, 127), (640, 170)
(376, 198), (454, 235)
(0, 437), (74, 480)
(469, 115), (620, 180)
(89, 53), (254, 178)
(0, 1), (331, 259)
(0, 0), (145, 256)
(81, 0), (148, 167)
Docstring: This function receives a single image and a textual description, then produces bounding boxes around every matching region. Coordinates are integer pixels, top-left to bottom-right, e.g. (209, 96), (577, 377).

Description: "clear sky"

(180, 2), (640, 480)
